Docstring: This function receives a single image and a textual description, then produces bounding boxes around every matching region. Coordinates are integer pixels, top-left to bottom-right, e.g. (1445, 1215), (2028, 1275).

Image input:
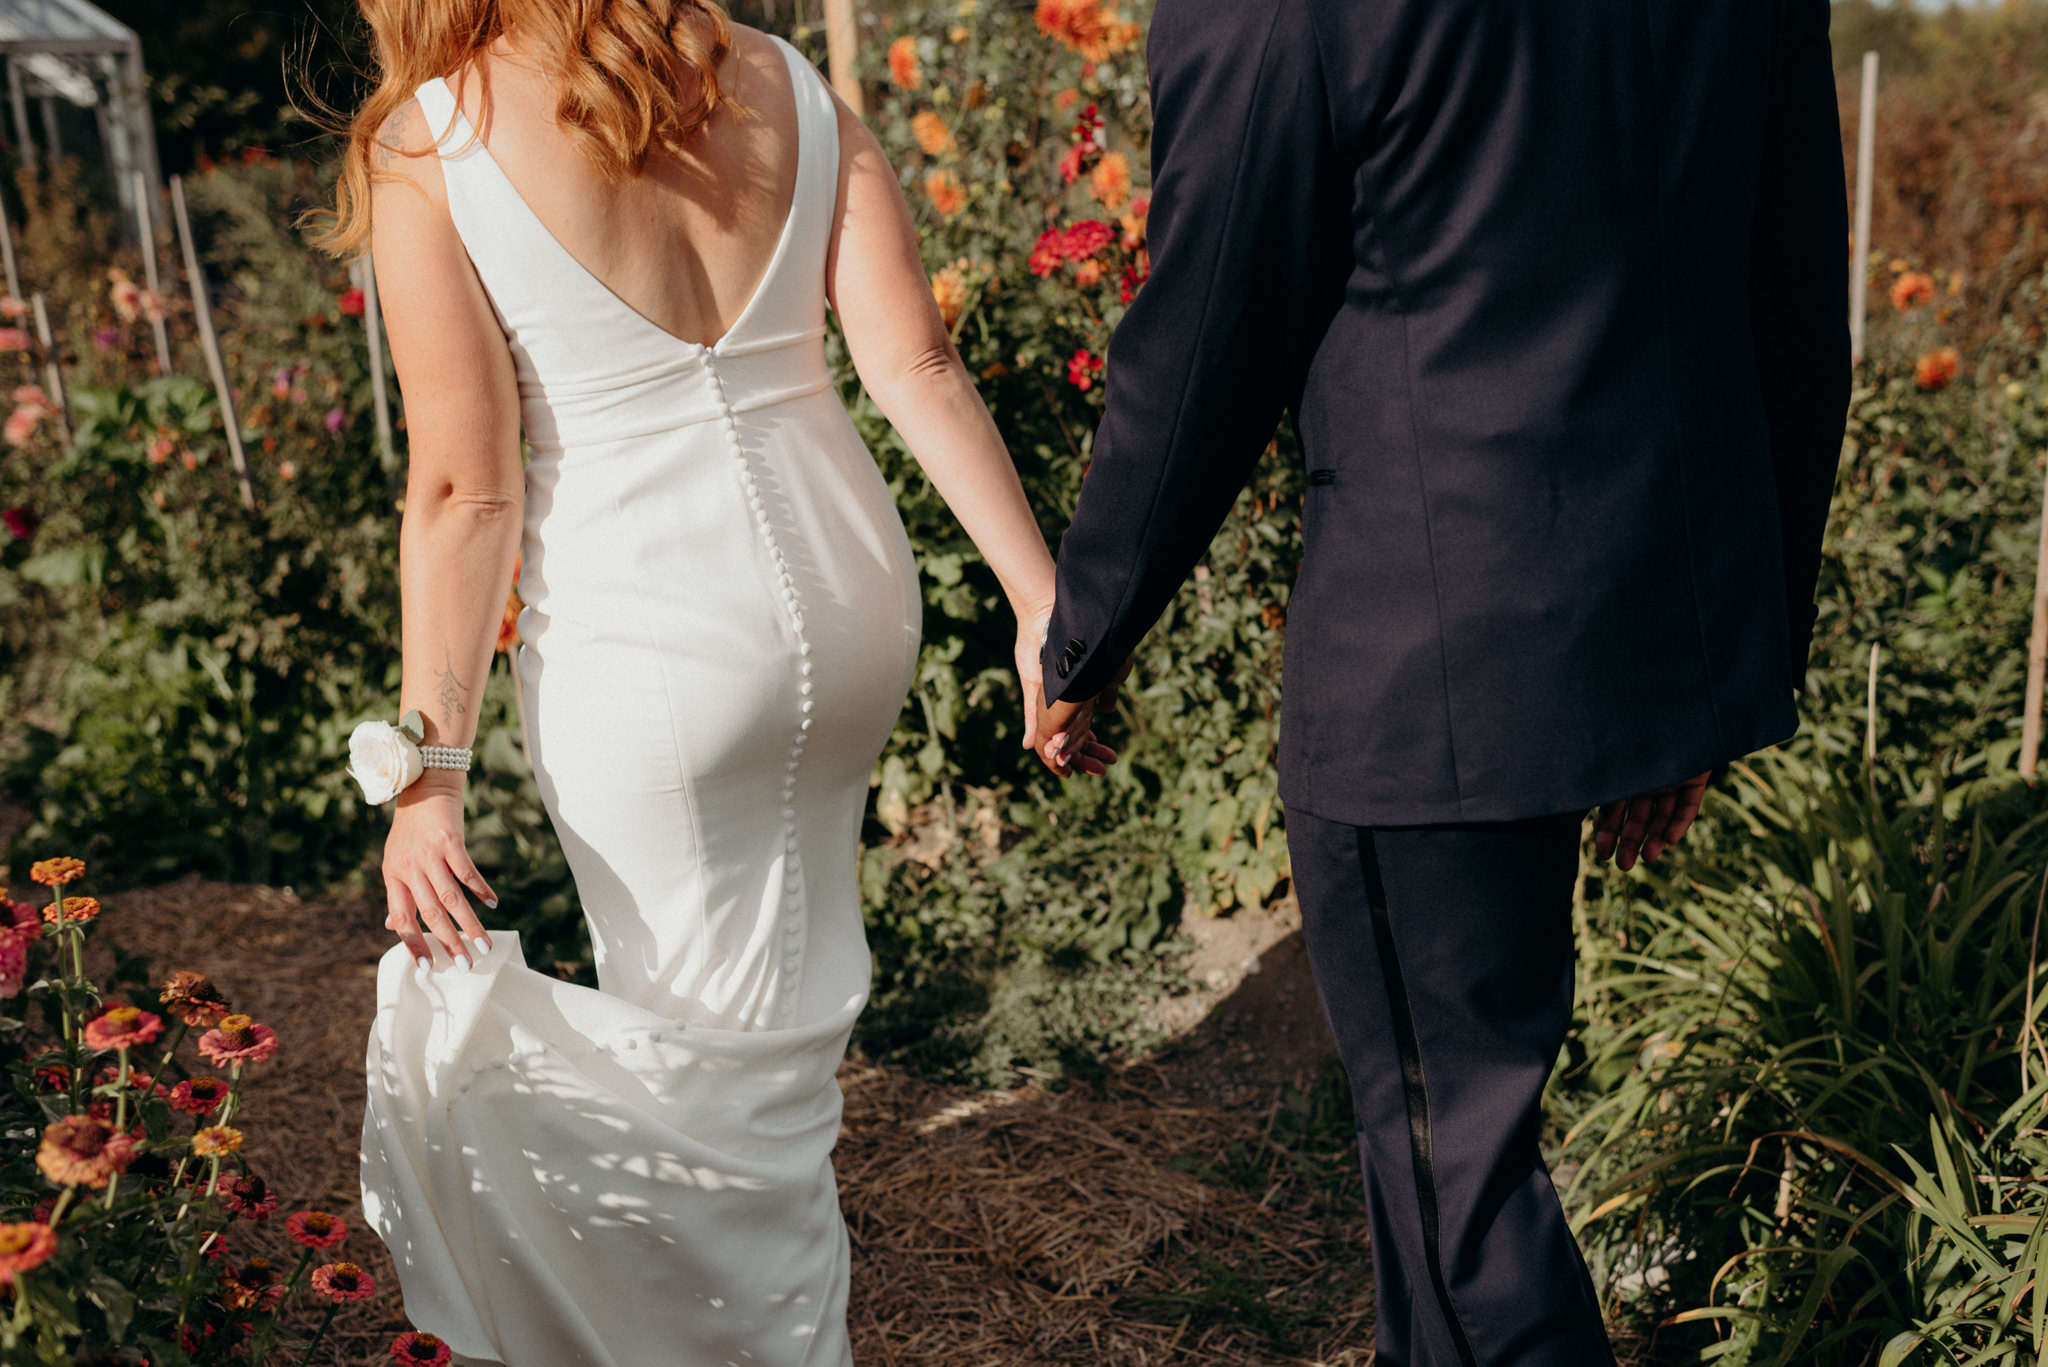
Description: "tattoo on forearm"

(433, 643), (470, 726)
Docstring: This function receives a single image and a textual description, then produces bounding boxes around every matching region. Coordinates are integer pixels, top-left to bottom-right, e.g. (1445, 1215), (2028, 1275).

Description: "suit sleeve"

(1751, 0), (1852, 687)
(1041, 0), (1348, 703)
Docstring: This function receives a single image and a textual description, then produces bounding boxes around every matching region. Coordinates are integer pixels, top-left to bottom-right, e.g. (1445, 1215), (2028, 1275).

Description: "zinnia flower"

(0, 327), (31, 353)
(109, 268), (144, 321)
(887, 36), (922, 90)
(28, 858), (82, 886)
(925, 171), (966, 216)
(278, 460), (298, 481)
(161, 970), (231, 1027)
(169, 1076), (230, 1116)
(0, 296), (25, 319)
(911, 111), (951, 157)
(145, 429), (177, 464)
(218, 1254), (282, 1311)
(1036, 0), (1141, 62)
(198, 1014), (279, 1067)
(217, 1173), (277, 1220)
(931, 262), (971, 329)
(1890, 270), (1935, 311)
(1916, 346), (1961, 391)
(191, 1126), (244, 1158)
(312, 1261), (376, 1302)
(338, 286), (366, 317)
(287, 1209), (348, 1249)
(1, 506), (34, 539)
(325, 407), (347, 432)
(82, 1004), (164, 1052)
(1067, 348), (1104, 391)
(44, 895), (99, 926)
(0, 935), (27, 1000)
(0, 1222), (56, 1288)
(1090, 151), (1132, 210)
(392, 1332), (453, 1366)
(36, 1116), (137, 1188)
(498, 585), (523, 653)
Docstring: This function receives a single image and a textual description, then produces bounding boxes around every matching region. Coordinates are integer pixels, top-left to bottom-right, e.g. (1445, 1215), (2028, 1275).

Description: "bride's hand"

(383, 772), (497, 970)
(1015, 599), (1117, 779)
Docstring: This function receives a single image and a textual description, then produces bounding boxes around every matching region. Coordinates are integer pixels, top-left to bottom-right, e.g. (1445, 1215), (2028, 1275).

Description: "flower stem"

(143, 1020), (190, 1096)
(296, 1303), (340, 1367)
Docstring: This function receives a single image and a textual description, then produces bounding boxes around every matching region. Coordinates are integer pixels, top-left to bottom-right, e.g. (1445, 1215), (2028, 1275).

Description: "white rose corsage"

(348, 710), (426, 805)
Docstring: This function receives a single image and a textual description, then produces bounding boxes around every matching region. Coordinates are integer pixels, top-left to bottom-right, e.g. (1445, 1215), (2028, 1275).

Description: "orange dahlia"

(925, 171), (966, 216)
(36, 1116), (137, 1188)
(0, 1222), (55, 1288)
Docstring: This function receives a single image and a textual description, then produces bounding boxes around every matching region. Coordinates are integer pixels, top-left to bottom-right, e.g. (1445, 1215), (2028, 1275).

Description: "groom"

(1037, 1), (1850, 1362)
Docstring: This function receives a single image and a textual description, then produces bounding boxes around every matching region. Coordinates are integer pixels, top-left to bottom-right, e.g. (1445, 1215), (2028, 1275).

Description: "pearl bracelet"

(420, 744), (473, 772)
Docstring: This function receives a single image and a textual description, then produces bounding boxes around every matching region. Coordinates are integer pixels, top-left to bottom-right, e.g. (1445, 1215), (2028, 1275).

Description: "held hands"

(383, 770), (498, 970)
(1592, 770), (1712, 871)
(1015, 599), (1120, 779)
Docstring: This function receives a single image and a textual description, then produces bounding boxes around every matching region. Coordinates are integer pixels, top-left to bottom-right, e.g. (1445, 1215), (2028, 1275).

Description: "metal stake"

(169, 175), (254, 512)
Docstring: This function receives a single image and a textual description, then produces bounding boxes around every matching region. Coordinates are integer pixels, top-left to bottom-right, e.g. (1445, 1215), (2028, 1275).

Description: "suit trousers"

(1288, 809), (1617, 1367)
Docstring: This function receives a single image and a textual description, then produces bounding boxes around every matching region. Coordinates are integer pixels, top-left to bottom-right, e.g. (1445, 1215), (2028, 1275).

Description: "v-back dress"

(359, 37), (921, 1367)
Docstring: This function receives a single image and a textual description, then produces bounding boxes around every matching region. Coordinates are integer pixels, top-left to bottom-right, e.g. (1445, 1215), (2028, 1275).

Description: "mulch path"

(92, 876), (1380, 1367)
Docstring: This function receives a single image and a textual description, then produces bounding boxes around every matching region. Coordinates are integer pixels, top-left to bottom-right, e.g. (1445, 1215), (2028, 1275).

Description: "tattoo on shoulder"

(373, 97), (424, 171)
(433, 642), (470, 725)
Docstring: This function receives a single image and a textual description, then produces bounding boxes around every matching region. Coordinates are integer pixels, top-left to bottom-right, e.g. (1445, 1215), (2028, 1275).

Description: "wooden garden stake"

(2020, 453), (2048, 779)
(0, 207), (20, 304)
(824, 0), (863, 116)
(1849, 50), (1878, 366)
(351, 255), (397, 477)
(1865, 642), (1881, 769)
(169, 175), (254, 513)
(132, 170), (172, 377)
(29, 293), (68, 446)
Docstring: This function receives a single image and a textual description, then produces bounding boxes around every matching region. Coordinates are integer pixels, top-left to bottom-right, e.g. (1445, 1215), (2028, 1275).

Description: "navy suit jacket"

(1042, 0), (1851, 826)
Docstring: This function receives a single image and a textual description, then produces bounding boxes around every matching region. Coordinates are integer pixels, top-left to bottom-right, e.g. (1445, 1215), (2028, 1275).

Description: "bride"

(318, 1), (1113, 1361)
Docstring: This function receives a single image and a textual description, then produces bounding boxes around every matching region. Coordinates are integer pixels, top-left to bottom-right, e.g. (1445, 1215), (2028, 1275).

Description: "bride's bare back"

(439, 23), (800, 348)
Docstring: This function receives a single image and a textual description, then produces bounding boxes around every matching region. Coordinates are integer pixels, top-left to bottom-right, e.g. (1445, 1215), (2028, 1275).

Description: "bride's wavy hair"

(311, 0), (737, 256)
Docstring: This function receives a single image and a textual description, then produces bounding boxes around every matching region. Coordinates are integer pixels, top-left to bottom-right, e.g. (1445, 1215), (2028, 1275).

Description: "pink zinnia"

(82, 1004), (163, 1052)
(217, 1173), (277, 1220)
(0, 1222), (56, 1288)
(312, 1261), (376, 1302)
(168, 1076), (229, 1116)
(198, 1015), (278, 1067)
(391, 1332), (452, 1366)
(286, 1209), (347, 1249)
(0, 327), (31, 352)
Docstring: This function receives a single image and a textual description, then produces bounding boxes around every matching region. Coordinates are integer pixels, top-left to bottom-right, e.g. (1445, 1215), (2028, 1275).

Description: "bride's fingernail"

(485, 896), (499, 909)
(415, 955), (431, 972)
(472, 936), (492, 958)
(454, 954), (473, 973)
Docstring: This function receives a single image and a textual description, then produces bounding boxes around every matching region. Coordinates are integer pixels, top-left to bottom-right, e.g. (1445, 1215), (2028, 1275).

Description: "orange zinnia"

(931, 262), (972, 329)
(1915, 346), (1961, 391)
(911, 112), (951, 157)
(887, 36), (922, 90)
(925, 172), (966, 216)
(28, 857), (83, 887)
(1890, 270), (1934, 312)
(37, 1116), (136, 1188)
(1090, 152), (1132, 210)
(1036, 0), (1141, 62)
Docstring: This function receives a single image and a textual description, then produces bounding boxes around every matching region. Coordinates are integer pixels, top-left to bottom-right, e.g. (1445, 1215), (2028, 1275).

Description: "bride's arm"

(822, 96), (1111, 777)
(368, 100), (522, 968)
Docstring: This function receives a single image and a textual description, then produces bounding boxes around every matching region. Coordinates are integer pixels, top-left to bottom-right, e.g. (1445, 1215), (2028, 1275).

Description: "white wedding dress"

(359, 37), (921, 1367)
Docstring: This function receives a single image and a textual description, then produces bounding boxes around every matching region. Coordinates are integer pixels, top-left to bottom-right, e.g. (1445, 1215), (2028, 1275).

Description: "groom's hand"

(1033, 657), (1131, 779)
(1593, 770), (1712, 871)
